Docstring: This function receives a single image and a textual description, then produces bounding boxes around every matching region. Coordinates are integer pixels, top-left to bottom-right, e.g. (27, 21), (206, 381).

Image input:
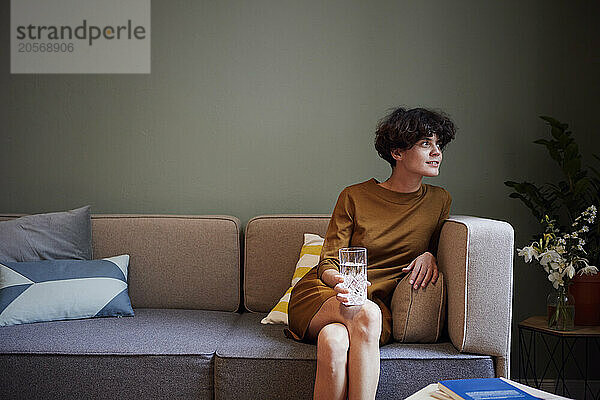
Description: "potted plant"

(505, 116), (599, 329)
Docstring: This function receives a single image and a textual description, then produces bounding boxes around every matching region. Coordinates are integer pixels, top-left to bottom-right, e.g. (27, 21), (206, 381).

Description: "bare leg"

(307, 297), (382, 400)
(347, 302), (381, 400)
(313, 323), (349, 400)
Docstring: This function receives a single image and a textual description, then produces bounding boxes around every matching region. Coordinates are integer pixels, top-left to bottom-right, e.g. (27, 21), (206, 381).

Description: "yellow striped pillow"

(261, 233), (324, 325)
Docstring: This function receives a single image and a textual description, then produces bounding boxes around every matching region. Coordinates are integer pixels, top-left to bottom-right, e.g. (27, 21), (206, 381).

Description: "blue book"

(438, 378), (540, 400)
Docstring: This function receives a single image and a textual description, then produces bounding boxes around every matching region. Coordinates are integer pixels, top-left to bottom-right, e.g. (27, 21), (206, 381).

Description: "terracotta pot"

(569, 273), (600, 326)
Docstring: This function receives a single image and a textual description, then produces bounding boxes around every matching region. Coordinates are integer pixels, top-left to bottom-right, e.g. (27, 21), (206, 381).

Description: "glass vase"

(546, 286), (575, 331)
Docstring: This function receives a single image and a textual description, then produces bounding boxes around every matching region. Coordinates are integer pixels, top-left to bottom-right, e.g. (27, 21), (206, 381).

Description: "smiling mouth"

(426, 161), (440, 167)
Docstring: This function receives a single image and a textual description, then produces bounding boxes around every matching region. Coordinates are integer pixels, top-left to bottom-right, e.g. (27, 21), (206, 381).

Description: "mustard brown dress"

(284, 178), (451, 346)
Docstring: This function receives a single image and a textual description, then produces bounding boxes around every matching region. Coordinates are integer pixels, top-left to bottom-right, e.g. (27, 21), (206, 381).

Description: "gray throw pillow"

(0, 206), (92, 262)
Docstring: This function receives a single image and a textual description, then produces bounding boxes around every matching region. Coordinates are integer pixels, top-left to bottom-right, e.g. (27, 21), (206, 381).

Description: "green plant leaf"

(589, 165), (600, 179)
(540, 116), (568, 130)
(574, 170), (588, 181)
(551, 126), (564, 140)
(565, 143), (578, 160)
(549, 148), (562, 164)
(546, 182), (561, 191)
(574, 178), (590, 195)
(559, 181), (569, 192)
(540, 116), (561, 126)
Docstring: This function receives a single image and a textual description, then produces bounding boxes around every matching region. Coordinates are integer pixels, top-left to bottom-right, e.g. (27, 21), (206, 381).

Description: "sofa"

(0, 213), (514, 399)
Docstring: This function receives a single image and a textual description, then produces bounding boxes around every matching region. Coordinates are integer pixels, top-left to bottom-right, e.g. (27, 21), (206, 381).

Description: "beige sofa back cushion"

(244, 215), (329, 313)
(0, 214), (241, 312)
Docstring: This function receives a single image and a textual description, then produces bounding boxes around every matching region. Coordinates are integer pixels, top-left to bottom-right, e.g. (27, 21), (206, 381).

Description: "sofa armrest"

(437, 215), (514, 378)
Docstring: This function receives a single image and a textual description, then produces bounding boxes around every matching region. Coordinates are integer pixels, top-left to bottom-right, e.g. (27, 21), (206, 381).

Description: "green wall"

(2, 0), (599, 378)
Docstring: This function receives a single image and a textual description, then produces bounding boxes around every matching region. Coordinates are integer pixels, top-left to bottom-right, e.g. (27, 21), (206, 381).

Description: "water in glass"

(339, 247), (367, 306)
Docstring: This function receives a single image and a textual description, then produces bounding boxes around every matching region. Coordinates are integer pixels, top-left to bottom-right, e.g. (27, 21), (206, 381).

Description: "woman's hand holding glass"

(321, 269), (372, 304)
(402, 251), (439, 289)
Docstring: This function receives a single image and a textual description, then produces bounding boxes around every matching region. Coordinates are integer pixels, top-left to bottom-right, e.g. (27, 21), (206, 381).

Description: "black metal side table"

(518, 316), (600, 399)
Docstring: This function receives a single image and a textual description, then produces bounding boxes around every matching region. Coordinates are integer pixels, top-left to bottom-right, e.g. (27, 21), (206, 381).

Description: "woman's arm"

(316, 188), (355, 283)
(317, 188), (373, 303)
(404, 191), (452, 289)
(428, 191), (452, 257)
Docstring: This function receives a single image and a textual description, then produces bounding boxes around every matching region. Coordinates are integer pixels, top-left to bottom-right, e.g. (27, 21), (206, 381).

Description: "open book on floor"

(438, 378), (541, 400)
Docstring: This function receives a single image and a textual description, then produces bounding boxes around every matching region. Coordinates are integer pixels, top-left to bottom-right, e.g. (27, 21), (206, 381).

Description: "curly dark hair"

(374, 107), (456, 168)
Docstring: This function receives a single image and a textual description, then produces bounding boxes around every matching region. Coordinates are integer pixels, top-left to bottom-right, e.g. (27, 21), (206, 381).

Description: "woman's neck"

(379, 171), (422, 193)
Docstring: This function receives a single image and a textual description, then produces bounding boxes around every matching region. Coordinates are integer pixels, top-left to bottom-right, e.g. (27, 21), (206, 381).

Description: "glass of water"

(338, 247), (368, 306)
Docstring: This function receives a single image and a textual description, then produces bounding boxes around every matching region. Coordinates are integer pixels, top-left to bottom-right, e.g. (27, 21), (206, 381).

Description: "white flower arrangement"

(517, 205), (598, 289)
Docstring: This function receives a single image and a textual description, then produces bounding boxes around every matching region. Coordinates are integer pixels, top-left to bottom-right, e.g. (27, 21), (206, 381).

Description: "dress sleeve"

(428, 191), (452, 257)
(316, 189), (355, 280)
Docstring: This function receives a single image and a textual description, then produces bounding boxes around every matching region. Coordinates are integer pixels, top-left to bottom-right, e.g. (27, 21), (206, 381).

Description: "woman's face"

(394, 134), (442, 178)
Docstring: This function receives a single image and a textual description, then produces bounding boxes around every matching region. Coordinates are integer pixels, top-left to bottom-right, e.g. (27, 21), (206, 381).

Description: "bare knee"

(317, 323), (350, 373)
(350, 300), (382, 344)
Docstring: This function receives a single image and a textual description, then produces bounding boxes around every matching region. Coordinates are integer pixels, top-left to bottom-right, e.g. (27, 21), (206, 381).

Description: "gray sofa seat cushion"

(377, 343), (495, 399)
(215, 313), (494, 400)
(1, 309), (242, 400)
(216, 312), (317, 360)
(0, 308), (241, 355)
(1, 354), (214, 400)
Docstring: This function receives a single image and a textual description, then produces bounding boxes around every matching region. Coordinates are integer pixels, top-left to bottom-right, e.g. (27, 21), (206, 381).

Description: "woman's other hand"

(402, 252), (439, 289)
(321, 269), (372, 304)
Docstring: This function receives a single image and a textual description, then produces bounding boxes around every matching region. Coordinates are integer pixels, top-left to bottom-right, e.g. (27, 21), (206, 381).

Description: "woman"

(284, 107), (456, 399)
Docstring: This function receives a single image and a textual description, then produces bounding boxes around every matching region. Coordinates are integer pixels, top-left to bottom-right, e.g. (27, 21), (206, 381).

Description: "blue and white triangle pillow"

(0, 255), (134, 327)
